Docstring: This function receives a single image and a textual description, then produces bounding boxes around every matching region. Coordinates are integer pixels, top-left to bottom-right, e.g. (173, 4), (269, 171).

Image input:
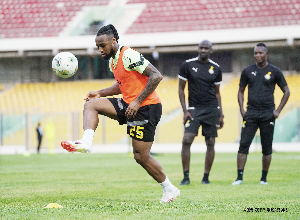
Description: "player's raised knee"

(134, 152), (143, 165)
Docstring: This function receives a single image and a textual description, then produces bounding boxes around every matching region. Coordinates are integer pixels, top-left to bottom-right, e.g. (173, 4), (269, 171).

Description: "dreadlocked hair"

(96, 24), (119, 42)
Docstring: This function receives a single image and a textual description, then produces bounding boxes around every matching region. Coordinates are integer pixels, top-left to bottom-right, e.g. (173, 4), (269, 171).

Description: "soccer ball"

(52, 52), (78, 78)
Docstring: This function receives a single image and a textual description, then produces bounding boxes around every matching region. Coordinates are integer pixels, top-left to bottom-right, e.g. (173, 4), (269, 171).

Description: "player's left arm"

(273, 70), (291, 118)
(138, 63), (163, 102)
(215, 84), (224, 129)
(274, 85), (290, 118)
(126, 63), (162, 118)
(123, 49), (163, 118)
(214, 67), (224, 129)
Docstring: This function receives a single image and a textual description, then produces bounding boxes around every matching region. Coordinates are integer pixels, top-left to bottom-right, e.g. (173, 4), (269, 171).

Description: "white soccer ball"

(52, 52), (78, 78)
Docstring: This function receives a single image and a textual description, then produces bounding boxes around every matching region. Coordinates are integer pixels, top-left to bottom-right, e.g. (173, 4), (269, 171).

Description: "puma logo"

(192, 67), (198, 72)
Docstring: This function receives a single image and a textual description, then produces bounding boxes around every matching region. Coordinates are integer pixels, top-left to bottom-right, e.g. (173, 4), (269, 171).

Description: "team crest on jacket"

(265, 72), (271, 80)
(209, 66), (214, 74)
(185, 120), (190, 128)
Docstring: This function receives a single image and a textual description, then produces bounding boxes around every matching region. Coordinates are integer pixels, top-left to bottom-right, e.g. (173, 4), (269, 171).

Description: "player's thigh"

(85, 98), (118, 120)
(238, 120), (258, 153)
(260, 117), (275, 155)
(132, 139), (152, 157)
(184, 109), (201, 135)
(128, 103), (161, 142)
(202, 123), (217, 137)
(201, 108), (218, 137)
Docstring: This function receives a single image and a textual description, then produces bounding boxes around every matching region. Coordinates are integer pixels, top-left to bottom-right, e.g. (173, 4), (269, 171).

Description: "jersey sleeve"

(178, 62), (188, 81)
(108, 58), (113, 72)
(122, 48), (150, 73)
(275, 69), (287, 89)
(214, 67), (222, 85)
(239, 69), (248, 87)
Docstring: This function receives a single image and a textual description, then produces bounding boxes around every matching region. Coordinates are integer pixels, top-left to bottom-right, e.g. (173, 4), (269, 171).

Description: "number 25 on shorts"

(129, 126), (144, 139)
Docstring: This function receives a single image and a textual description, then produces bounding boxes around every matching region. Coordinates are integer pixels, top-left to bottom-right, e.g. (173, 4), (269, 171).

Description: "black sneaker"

(202, 180), (210, 185)
(178, 178), (190, 185)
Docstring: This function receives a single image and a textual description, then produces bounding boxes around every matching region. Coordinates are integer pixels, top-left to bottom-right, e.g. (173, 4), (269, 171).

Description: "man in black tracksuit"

(37, 122), (43, 154)
(178, 40), (224, 185)
(232, 43), (290, 185)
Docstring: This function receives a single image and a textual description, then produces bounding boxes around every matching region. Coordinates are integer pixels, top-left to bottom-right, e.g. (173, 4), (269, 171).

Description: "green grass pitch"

(0, 152), (299, 219)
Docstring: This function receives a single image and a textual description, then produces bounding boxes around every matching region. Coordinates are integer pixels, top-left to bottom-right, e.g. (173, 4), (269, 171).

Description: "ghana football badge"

(242, 121), (246, 128)
(264, 72), (271, 80)
(209, 66), (214, 74)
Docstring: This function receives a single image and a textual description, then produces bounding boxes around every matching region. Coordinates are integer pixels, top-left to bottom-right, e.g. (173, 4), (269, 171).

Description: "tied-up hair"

(96, 24), (119, 42)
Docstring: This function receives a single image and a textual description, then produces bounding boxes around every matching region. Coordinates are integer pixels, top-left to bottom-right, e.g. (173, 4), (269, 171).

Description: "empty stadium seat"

(125, 0), (300, 34)
(1, 0), (299, 38)
(0, 0), (110, 38)
(0, 76), (299, 145)
(1, 75), (299, 115)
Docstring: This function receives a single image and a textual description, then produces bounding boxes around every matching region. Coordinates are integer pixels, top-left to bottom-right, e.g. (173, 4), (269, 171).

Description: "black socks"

(183, 170), (189, 180)
(202, 173), (209, 181)
(237, 169), (244, 180)
(261, 170), (268, 182)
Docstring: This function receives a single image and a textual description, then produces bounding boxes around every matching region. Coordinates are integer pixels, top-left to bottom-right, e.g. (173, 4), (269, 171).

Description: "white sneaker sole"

(61, 141), (91, 154)
(232, 180), (243, 185)
(260, 181), (268, 185)
(160, 188), (180, 203)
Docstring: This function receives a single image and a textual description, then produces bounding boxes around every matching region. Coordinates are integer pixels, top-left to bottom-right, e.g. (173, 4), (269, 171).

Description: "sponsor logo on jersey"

(128, 54), (145, 69)
(192, 67), (198, 72)
(251, 71), (257, 76)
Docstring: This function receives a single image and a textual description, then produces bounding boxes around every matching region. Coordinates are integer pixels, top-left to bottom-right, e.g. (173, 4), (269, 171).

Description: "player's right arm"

(238, 86), (246, 117)
(84, 83), (121, 101)
(179, 78), (193, 125)
(178, 62), (193, 124)
(238, 69), (248, 117)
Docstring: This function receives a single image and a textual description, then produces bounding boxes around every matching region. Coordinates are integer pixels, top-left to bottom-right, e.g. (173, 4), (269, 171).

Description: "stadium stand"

(0, 0), (109, 38)
(1, 0), (299, 38)
(126, 0), (300, 33)
(0, 75), (299, 145)
(0, 80), (113, 113)
(0, 0), (300, 149)
(0, 78), (182, 115)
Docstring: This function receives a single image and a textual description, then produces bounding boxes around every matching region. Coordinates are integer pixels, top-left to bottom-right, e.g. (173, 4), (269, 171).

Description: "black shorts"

(184, 106), (219, 137)
(108, 98), (162, 142)
(238, 109), (275, 155)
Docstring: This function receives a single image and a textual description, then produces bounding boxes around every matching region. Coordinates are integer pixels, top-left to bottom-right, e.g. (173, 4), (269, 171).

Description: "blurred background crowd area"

(0, 0), (299, 150)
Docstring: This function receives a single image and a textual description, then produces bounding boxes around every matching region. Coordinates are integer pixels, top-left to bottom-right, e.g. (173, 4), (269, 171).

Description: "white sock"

(81, 129), (94, 146)
(159, 176), (175, 193)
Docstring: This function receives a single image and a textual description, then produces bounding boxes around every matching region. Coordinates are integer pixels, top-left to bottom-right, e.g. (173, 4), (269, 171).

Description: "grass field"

(1, 152), (299, 219)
